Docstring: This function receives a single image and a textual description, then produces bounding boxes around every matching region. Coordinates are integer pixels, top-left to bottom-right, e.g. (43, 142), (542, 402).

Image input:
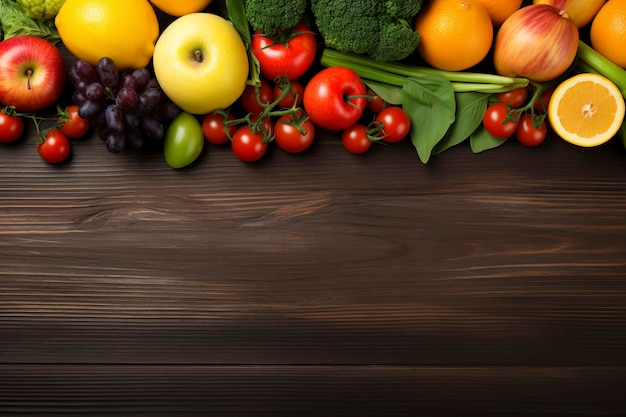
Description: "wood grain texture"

(2, 135), (626, 369)
(2, 130), (626, 414)
(1, 365), (625, 416)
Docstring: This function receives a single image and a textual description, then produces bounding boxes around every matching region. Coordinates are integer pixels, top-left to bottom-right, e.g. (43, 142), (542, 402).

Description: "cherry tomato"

(274, 112), (315, 153)
(516, 114), (547, 147)
(0, 111), (24, 143)
(240, 79), (273, 115)
(202, 111), (237, 145)
(38, 129), (70, 164)
(59, 105), (90, 138)
(497, 87), (528, 109)
(482, 102), (519, 139)
(231, 125), (268, 162)
(342, 124), (372, 154)
(252, 21), (317, 81)
(303, 66), (367, 131)
(367, 91), (387, 114)
(533, 86), (555, 113)
(375, 106), (411, 143)
(250, 114), (274, 138)
(273, 79), (304, 109)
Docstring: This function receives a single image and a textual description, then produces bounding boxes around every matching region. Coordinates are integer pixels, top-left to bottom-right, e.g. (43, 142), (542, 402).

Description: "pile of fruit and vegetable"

(1, 0), (625, 167)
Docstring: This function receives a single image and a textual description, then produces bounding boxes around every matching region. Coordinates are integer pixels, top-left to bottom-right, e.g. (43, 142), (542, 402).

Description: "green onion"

(320, 48), (530, 94)
(576, 40), (626, 95)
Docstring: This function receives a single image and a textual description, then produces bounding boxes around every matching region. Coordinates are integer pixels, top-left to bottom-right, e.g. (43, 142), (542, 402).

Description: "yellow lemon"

(55, 0), (159, 70)
(150, 0), (213, 16)
(548, 73), (625, 147)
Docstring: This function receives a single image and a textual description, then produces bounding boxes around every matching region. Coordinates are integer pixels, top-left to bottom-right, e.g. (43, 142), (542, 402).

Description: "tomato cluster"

(201, 75), (314, 162)
(482, 86), (554, 147)
(199, 21), (412, 163)
(201, 69), (411, 162)
(0, 104), (91, 164)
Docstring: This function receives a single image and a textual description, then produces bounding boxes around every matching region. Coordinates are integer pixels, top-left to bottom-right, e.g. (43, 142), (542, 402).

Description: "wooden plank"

(2, 137), (626, 365)
(1, 365), (625, 416)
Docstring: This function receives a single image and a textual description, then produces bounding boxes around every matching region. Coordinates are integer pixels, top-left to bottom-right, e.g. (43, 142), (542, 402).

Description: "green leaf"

(0, 0), (60, 44)
(224, 0), (250, 49)
(364, 80), (403, 105)
(434, 92), (490, 155)
(402, 75), (456, 164)
(470, 126), (508, 153)
(222, 0), (261, 87)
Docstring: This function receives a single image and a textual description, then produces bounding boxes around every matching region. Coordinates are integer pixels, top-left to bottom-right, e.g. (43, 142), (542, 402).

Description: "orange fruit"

(590, 0), (626, 68)
(414, 0), (494, 71)
(548, 73), (625, 147)
(149, 0), (213, 16)
(533, 0), (606, 28)
(474, 0), (523, 26)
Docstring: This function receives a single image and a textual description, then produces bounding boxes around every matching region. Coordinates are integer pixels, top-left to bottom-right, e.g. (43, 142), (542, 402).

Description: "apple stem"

(26, 69), (33, 90)
(194, 50), (203, 63)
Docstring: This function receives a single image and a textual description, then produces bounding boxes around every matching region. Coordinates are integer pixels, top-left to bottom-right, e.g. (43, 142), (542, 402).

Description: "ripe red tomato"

(303, 66), (367, 131)
(273, 78), (304, 109)
(497, 87), (528, 108)
(342, 124), (372, 154)
(483, 102), (519, 139)
(231, 125), (268, 162)
(274, 112), (315, 153)
(249, 114), (274, 138)
(0, 111), (24, 143)
(367, 91), (387, 114)
(375, 106), (411, 143)
(202, 111), (237, 145)
(533, 86), (555, 113)
(59, 105), (90, 138)
(516, 114), (547, 147)
(252, 20), (317, 81)
(240, 79), (273, 115)
(38, 129), (70, 164)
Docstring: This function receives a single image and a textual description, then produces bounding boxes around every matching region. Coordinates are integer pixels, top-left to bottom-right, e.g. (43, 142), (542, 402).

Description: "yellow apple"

(153, 13), (248, 115)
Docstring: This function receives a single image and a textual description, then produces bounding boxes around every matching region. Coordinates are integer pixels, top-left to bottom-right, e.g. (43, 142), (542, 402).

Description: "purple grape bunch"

(68, 57), (181, 153)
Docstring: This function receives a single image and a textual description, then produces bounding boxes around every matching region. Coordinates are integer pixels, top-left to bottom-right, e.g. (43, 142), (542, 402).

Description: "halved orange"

(548, 73), (625, 147)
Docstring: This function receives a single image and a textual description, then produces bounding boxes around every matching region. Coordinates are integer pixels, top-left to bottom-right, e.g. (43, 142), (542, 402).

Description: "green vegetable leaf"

(364, 80), (402, 106)
(222, 0), (261, 88)
(0, 0), (60, 44)
(470, 126), (508, 153)
(434, 92), (490, 155)
(402, 75), (456, 164)
(224, 0), (250, 49)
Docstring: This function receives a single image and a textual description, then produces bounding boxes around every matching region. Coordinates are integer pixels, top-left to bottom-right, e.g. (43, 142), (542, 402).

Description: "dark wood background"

(2, 8), (626, 416)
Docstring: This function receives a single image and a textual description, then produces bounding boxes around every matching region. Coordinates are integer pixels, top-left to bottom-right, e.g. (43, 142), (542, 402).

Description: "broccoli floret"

(16, 0), (65, 21)
(374, 20), (421, 62)
(310, 0), (423, 62)
(245, 0), (307, 37)
(384, 0), (422, 20)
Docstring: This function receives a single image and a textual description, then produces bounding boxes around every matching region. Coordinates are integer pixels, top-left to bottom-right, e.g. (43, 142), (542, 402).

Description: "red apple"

(493, 4), (579, 82)
(0, 35), (66, 112)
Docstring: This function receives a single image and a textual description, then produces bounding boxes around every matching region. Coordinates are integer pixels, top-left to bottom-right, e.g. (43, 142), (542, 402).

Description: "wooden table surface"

(2, 17), (626, 416)
(2, 117), (626, 415)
